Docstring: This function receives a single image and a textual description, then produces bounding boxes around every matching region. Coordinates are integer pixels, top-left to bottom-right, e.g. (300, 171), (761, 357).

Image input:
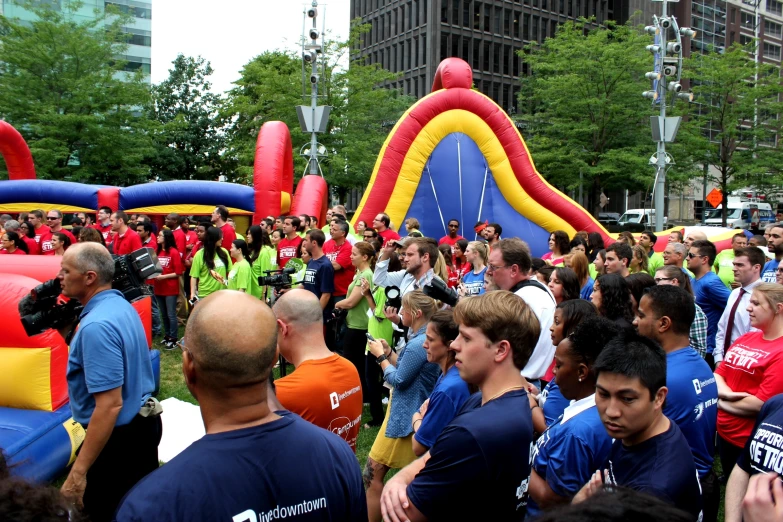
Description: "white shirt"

(561, 394), (596, 425)
(514, 281), (556, 380)
(713, 278), (763, 363)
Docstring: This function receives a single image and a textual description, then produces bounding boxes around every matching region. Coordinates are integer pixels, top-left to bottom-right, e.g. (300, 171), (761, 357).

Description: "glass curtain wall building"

(1, 0), (152, 83)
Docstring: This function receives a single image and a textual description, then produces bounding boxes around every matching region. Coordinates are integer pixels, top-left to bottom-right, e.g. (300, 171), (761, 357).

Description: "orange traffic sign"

(706, 188), (723, 208)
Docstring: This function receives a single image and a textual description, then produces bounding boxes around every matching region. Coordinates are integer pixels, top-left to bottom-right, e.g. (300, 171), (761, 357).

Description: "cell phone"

(366, 333), (376, 342)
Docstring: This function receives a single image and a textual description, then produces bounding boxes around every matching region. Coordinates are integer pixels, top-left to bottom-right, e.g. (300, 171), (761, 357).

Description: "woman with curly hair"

(590, 273), (634, 329)
(543, 230), (570, 266)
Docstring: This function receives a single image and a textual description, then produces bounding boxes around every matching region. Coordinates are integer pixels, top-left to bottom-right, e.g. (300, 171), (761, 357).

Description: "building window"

(484, 4), (491, 31)
(422, 35), (427, 64)
(730, 7), (736, 23)
(764, 41), (781, 59)
(551, 20), (558, 37)
(741, 12), (755, 29)
(407, 39), (412, 69)
(483, 42), (491, 69)
(504, 8), (511, 35)
(768, 0), (783, 16)
(463, 36), (471, 62)
(413, 0), (419, 27)
(514, 11), (521, 38)
(503, 85), (510, 111)
(442, 0), (449, 22)
(124, 29), (151, 47)
(541, 0), (547, 10)
(473, 38), (481, 68)
(513, 51), (519, 76)
(423, 0), (428, 24)
(740, 34), (753, 45)
(452, 34), (460, 58)
(453, 0), (461, 25)
(463, 0), (471, 27)
(560, 0), (565, 14)
(532, 16), (539, 42)
(106, 2), (152, 20)
(524, 13), (530, 39)
(493, 43), (501, 72)
(765, 20), (783, 38)
(504, 44), (511, 74)
(494, 6), (502, 33)
(493, 83), (500, 105)
(474, 2), (482, 30)
(380, 14), (385, 40)
(392, 44), (397, 71)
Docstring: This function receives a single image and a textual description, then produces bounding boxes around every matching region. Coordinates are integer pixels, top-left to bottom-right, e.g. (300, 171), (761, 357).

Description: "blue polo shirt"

(413, 365), (471, 449)
(407, 389), (533, 521)
(541, 380), (570, 427)
(527, 397), (613, 517)
(663, 347), (718, 477)
(737, 394), (783, 476)
(692, 271), (730, 354)
(762, 259), (780, 284)
(67, 290), (155, 426)
(604, 421), (703, 521)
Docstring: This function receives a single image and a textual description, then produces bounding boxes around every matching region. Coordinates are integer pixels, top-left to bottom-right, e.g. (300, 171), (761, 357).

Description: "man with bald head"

(273, 289), (363, 453)
(116, 291), (367, 521)
(685, 229), (708, 248)
(57, 243), (160, 521)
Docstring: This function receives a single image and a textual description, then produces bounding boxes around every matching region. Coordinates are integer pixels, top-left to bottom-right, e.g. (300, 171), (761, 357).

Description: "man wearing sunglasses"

(41, 209), (76, 255)
(688, 240), (731, 369)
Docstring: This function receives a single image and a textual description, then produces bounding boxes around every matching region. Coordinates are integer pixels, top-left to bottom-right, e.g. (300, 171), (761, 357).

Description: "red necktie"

(723, 288), (746, 354)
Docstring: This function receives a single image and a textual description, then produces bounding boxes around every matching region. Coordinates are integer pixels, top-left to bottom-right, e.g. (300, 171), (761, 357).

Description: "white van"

(704, 197), (775, 230)
(618, 209), (658, 227)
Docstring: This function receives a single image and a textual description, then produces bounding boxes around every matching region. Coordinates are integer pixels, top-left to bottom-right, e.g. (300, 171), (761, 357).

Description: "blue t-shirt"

(693, 271), (731, 354)
(527, 402), (613, 517)
(580, 277), (594, 300)
(114, 411), (367, 522)
(461, 267), (487, 296)
(604, 421), (703, 521)
(407, 389), (533, 521)
(664, 347), (718, 477)
(67, 290), (155, 426)
(541, 380), (570, 427)
(303, 255), (335, 300)
(737, 394), (783, 476)
(762, 259), (780, 284)
(414, 365), (471, 449)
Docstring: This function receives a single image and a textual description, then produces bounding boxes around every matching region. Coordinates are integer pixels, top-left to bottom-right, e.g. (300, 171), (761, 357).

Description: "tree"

(0, 1), (154, 185)
(147, 55), (228, 181)
(223, 22), (415, 193)
(677, 42), (783, 225)
(518, 19), (654, 214)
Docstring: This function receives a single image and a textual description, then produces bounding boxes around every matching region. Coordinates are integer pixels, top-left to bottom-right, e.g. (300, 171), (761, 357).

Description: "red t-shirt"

(33, 225), (50, 246)
(92, 222), (113, 242)
(377, 227), (400, 247)
(323, 239), (355, 297)
(112, 228), (143, 255)
(219, 223), (236, 251)
(438, 235), (464, 249)
(154, 247), (184, 296)
(41, 228), (76, 255)
(22, 236), (39, 255)
(173, 228), (197, 258)
(715, 331), (783, 447)
(277, 235), (303, 267)
(446, 266), (459, 288)
(0, 248), (26, 255)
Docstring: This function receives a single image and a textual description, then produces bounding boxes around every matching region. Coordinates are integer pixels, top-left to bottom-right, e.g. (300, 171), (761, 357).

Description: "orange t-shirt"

(276, 354), (363, 452)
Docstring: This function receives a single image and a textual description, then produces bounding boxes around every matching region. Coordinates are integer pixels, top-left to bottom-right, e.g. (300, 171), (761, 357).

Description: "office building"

(1, 0), (152, 83)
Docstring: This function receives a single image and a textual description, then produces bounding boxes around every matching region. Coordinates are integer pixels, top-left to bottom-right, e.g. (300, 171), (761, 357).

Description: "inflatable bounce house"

(352, 58), (739, 255)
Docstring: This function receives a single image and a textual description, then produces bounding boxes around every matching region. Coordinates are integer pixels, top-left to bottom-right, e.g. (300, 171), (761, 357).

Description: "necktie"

(723, 288), (746, 354)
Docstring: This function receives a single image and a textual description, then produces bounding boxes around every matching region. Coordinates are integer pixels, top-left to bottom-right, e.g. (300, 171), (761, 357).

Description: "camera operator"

(57, 243), (161, 522)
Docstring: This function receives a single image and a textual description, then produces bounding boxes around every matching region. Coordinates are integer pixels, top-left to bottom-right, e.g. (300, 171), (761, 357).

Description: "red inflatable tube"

(253, 121), (294, 224)
(0, 121), (36, 180)
(431, 58), (473, 92)
(97, 187), (120, 213)
(290, 175), (328, 227)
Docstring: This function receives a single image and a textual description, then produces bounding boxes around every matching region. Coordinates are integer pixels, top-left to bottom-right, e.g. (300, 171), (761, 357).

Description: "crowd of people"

(1, 207), (783, 522)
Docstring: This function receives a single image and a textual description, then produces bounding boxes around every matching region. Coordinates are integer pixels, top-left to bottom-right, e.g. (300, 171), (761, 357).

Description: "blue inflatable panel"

(119, 180), (256, 212)
(150, 349), (161, 395)
(404, 133), (551, 257)
(0, 403), (78, 484)
(0, 179), (102, 209)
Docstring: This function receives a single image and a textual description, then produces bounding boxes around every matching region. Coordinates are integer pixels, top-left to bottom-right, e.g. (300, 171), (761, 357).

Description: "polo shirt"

(323, 238), (354, 297)
(112, 228), (143, 256)
(66, 290), (155, 426)
(376, 227), (400, 247)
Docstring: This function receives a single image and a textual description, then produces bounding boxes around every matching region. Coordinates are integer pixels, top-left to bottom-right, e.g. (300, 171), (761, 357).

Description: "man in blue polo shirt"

(379, 291), (537, 522)
(687, 240), (730, 369)
(634, 285), (719, 522)
(57, 243), (160, 522)
(724, 393), (783, 522)
(574, 332), (703, 522)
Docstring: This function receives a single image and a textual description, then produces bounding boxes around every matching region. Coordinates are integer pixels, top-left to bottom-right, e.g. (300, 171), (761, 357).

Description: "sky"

(151, 0), (351, 95)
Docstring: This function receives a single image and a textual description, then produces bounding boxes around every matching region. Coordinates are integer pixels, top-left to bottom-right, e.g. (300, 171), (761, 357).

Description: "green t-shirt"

(366, 286), (394, 349)
(713, 249), (735, 288)
(189, 248), (232, 298)
(648, 251), (665, 276)
(589, 263), (598, 280)
(235, 232), (245, 241)
(249, 246), (277, 299)
(228, 258), (253, 292)
(346, 268), (375, 330)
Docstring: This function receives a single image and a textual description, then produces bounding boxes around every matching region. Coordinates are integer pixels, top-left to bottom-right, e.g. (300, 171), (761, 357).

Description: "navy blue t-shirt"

(541, 380), (570, 427)
(303, 255), (335, 299)
(413, 365), (471, 449)
(527, 401), (613, 517)
(692, 271), (730, 354)
(604, 421), (703, 521)
(114, 412), (367, 522)
(738, 394), (783, 476)
(664, 347), (718, 477)
(406, 389), (533, 521)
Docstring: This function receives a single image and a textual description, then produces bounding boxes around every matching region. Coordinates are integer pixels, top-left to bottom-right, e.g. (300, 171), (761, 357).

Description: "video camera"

(258, 266), (297, 290)
(423, 277), (459, 307)
(18, 247), (162, 337)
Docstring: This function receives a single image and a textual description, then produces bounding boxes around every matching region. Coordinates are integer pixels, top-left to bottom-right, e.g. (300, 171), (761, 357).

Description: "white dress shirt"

(713, 278), (763, 363)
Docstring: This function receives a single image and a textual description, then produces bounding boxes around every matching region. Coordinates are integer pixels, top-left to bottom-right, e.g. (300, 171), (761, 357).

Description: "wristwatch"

(376, 354), (388, 365)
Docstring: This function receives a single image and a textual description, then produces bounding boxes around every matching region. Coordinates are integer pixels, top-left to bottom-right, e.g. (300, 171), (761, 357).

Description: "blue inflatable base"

(0, 349), (162, 484)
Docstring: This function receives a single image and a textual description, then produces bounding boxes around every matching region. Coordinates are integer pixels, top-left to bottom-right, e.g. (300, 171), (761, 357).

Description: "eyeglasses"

(686, 252), (703, 259)
(448, 224), (459, 228)
(777, 267), (783, 274)
(46, 216), (58, 220)
(654, 277), (675, 283)
(487, 263), (511, 272)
